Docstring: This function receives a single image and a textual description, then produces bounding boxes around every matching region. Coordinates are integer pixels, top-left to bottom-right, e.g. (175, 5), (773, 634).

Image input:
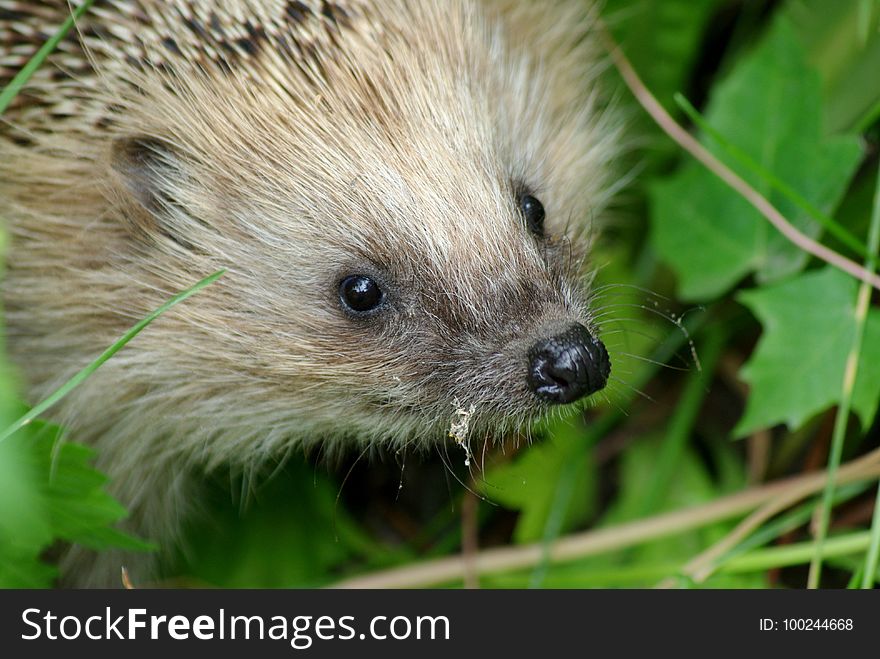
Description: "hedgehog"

(0, 0), (619, 586)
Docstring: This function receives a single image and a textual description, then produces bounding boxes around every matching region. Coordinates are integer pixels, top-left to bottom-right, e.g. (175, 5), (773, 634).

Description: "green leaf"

(481, 420), (596, 544)
(33, 426), (155, 552)
(651, 16), (862, 301)
(0, 548), (58, 588)
(735, 267), (880, 436)
(0, 422), (153, 587)
(0, 429), (55, 587)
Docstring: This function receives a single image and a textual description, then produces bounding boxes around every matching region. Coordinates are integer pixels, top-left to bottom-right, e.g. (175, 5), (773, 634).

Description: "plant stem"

(809, 159), (880, 588)
(860, 163), (880, 588)
(599, 23), (880, 292)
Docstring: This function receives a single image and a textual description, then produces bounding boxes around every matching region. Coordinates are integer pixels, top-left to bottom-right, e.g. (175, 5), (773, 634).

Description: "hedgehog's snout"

(526, 323), (610, 404)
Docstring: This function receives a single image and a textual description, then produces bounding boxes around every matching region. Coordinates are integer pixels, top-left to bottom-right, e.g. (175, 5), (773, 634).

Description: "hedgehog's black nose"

(527, 323), (610, 404)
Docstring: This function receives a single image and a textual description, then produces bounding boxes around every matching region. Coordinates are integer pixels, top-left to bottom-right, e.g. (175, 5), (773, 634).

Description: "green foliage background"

(2, 0), (880, 588)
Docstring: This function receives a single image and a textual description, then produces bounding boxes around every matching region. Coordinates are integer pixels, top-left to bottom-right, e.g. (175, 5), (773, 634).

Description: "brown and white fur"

(0, 0), (619, 586)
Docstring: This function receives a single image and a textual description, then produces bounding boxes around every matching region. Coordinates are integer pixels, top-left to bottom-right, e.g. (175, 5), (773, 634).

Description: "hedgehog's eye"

(339, 275), (384, 315)
(520, 194), (545, 238)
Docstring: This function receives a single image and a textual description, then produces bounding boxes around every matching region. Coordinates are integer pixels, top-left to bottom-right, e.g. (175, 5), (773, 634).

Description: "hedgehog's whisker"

(608, 374), (655, 403)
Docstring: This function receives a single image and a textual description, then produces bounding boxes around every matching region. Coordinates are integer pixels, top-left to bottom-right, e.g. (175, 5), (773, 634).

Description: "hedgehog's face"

(292, 157), (612, 442)
(100, 0), (617, 447)
(331, 193), (610, 414)
(110, 137), (611, 444)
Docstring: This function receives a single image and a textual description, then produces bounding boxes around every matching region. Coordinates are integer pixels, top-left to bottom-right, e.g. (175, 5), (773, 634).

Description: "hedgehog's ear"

(110, 136), (197, 250)
(110, 136), (179, 212)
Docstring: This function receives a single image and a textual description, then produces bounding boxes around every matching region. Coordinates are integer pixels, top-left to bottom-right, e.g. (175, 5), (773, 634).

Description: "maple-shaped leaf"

(0, 420), (154, 588)
(735, 267), (880, 436)
(650, 16), (862, 301)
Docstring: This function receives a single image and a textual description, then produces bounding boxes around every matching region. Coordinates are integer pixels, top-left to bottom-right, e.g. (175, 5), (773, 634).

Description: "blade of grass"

(723, 531), (871, 574)
(674, 93), (868, 259)
(863, 490), (880, 587)
(720, 482), (868, 562)
(857, 0), (876, 46)
(0, 0), (96, 115)
(0, 270), (225, 444)
(809, 159), (880, 588)
(848, 563), (865, 588)
(860, 163), (880, 588)
(494, 561), (686, 588)
(854, 96), (880, 134)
